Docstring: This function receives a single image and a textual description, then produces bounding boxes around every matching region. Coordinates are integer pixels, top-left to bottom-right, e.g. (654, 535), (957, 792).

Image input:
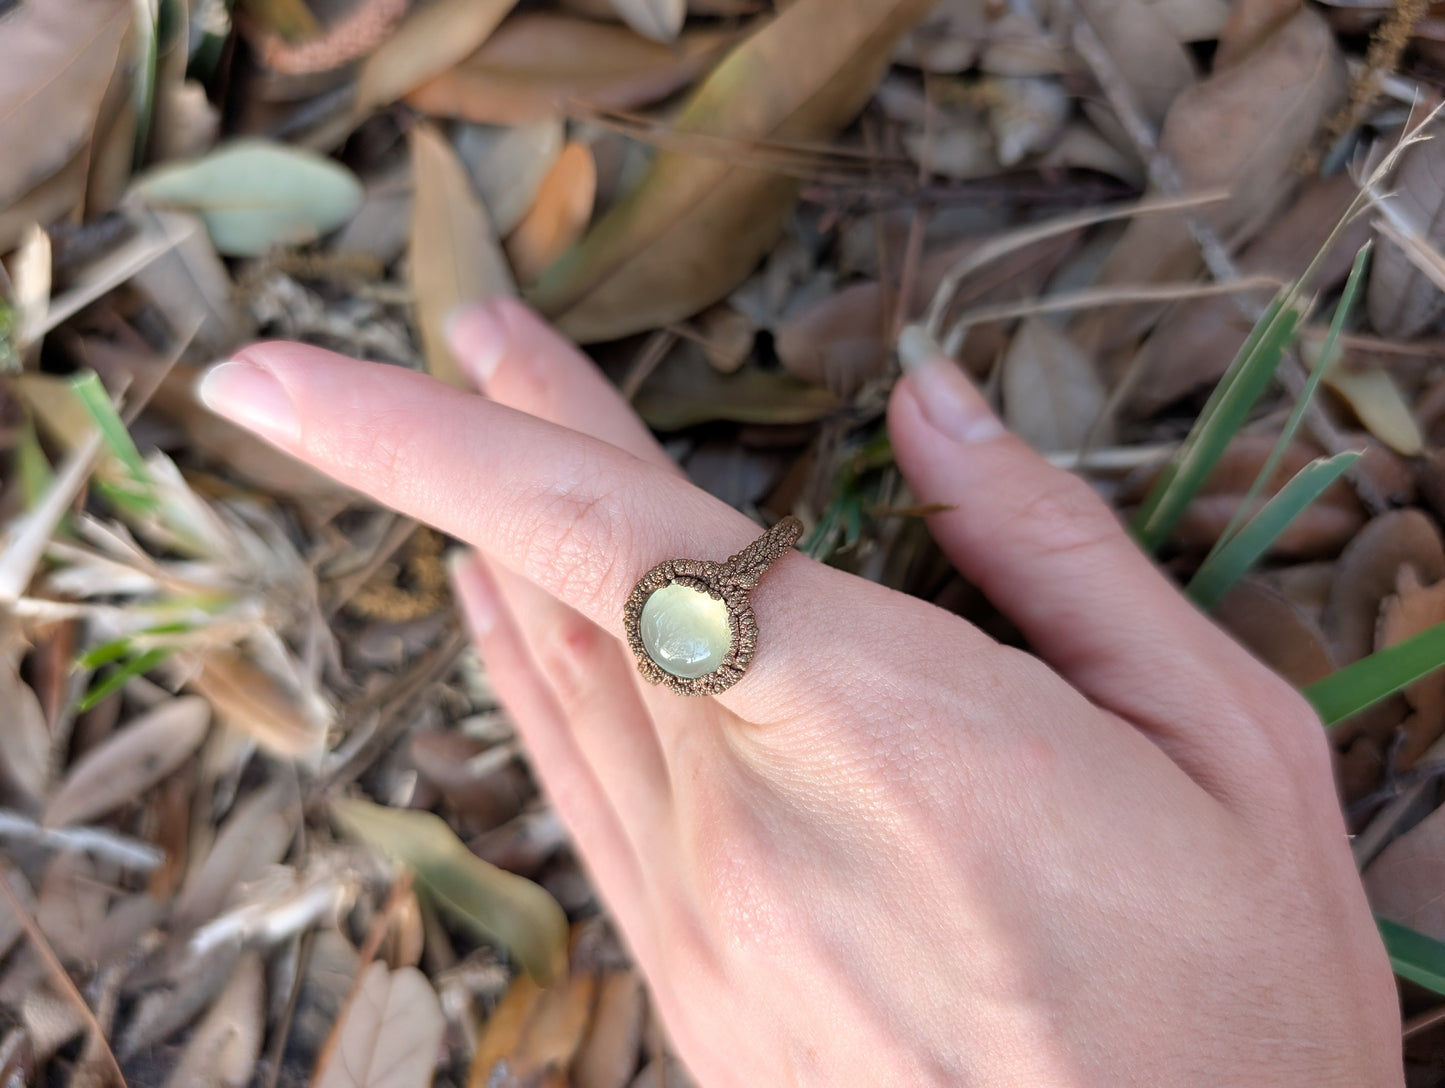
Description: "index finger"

(197, 344), (962, 721)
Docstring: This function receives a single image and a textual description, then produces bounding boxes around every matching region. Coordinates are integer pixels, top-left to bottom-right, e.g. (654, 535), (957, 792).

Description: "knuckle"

(1007, 469), (1121, 564)
(518, 470), (630, 612)
(531, 610), (615, 713)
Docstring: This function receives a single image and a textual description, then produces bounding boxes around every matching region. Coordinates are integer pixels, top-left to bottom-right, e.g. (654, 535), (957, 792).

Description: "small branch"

(0, 810), (163, 871)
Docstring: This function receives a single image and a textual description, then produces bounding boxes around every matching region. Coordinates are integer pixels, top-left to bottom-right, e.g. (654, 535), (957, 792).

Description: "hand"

(199, 300), (1402, 1087)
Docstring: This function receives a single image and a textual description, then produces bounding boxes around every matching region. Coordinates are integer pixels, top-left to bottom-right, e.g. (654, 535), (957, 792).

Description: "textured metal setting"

(624, 516), (803, 696)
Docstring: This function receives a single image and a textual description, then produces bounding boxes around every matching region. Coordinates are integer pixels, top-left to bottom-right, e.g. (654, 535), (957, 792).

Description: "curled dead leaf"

(1323, 509), (1445, 665)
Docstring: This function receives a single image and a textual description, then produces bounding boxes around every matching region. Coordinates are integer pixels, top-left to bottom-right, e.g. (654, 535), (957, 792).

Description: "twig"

(622, 329), (678, 402)
(0, 810), (162, 871)
(0, 872), (128, 1086)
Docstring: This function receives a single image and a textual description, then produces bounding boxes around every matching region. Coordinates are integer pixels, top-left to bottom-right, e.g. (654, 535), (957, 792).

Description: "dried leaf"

(1377, 567), (1445, 764)
(1213, 578), (1335, 687)
(163, 952), (264, 1088)
(188, 648), (329, 761)
(634, 345), (840, 429)
(332, 798), (568, 983)
(0, 0), (131, 209)
(609, 0), (686, 41)
(37, 853), (107, 962)
(0, 647), (50, 802)
(409, 124), (517, 388)
(1366, 800), (1445, 940)
(455, 121), (565, 237)
(1324, 509), (1445, 666)
(312, 962), (444, 1088)
(406, 15), (736, 127)
(1075, 0), (1197, 125)
(1000, 318), (1111, 452)
(529, 0), (938, 341)
(409, 734), (529, 830)
(1322, 365), (1424, 456)
(130, 141), (363, 257)
(507, 142), (597, 285)
(174, 781), (297, 929)
(470, 974), (545, 1086)
(0, 864), (36, 963)
(352, 0), (519, 120)
(43, 696), (209, 828)
(573, 971), (646, 1088)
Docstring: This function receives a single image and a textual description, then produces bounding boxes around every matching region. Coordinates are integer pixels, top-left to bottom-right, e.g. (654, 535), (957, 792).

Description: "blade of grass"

(1187, 451), (1361, 610)
(78, 647), (175, 712)
(1131, 296), (1304, 553)
(70, 371), (150, 488)
(1202, 245), (1372, 562)
(1378, 917), (1445, 996)
(1304, 620), (1445, 727)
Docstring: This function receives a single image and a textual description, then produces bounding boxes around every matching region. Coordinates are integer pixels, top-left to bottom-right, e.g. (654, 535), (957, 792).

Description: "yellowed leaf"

(44, 696), (209, 828)
(528, 0), (939, 341)
(506, 142), (597, 285)
(409, 124), (516, 387)
(351, 0), (519, 120)
(1323, 366), (1423, 456)
(312, 962), (444, 1088)
(406, 15), (736, 127)
(333, 798), (568, 983)
(470, 974), (544, 1087)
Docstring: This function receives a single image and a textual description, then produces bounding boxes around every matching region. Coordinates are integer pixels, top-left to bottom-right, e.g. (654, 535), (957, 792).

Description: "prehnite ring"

(624, 516), (804, 696)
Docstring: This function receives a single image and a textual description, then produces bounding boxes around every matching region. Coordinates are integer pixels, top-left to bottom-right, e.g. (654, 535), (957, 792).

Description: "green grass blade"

(78, 647), (174, 712)
(70, 371), (151, 488)
(1378, 917), (1445, 996)
(1131, 296), (1303, 554)
(1206, 245), (1371, 560)
(1304, 620), (1445, 727)
(1187, 451), (1361, 610)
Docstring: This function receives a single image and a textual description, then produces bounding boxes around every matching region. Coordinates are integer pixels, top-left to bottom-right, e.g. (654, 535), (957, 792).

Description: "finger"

(484, 560), (674, 844)
(886, 326), (1303, 757)
(450, 552), (650, 929)
(446, 298), (672, 471)
(197, 344), (924, 725)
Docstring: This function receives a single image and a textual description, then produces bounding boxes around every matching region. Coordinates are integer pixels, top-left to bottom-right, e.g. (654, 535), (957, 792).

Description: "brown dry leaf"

(406, 15), (737, 128)
(506, 142), (598, 286)
(43, 696), (209, 828)
(510, 970), (597, 1079)
(188, 648), (328, 760)
(1322, 365), (1424, 456)
(409, 734), (528, 830)
(312, 962), (445, 1088)
(633, 344), (840, 430)
(1071, 8), (1344, 357)
(1075, 0), (1197, 126)
(173, 780), (297, 929)
(409, 123), (517, 388)
(573, 971), (647, 1088)
(0, 0), (132, 211)
(0, 645), (51, 802)
(609, 0), (686, 41)
(693, 303), (755, 373)
(1324, 509), (1445, 665)
(529, 0), (938, 341)
(37, 853), (108, 962)
(162, 951), (265, 1088)
(1216, 0), (1303, 66)
(1000, 318), (1112, 453)
(1365, 800), (1445, 940)
(351, 0), (519, 121)
(1378, 567), (1445, 764)
(1125, 171), (1367, 410)
(0, 865), (36, 963)
(470, 974), (545, 1086)
(1214, 579), (1335, 687)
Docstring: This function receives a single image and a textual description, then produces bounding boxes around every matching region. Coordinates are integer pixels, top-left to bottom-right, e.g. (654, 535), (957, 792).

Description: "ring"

(624, 516), (804, 696)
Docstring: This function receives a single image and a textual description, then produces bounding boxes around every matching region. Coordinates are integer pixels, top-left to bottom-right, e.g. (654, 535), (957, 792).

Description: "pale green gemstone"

(639, 583), (733, 679)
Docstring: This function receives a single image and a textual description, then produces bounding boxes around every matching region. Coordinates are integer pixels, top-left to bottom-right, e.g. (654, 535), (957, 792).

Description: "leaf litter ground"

(6, 0), (1445, 1082)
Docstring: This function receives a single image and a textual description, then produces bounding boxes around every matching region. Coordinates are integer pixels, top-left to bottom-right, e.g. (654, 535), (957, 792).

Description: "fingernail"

(896, 325), (1007, 444)
(445, 300), (510, 386)
(197, 359), (300, 446)
(448, 549), (497, 637)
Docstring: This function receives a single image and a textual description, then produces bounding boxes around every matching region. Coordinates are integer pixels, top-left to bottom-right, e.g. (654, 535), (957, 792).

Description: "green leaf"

(78, 647), (174, 712)
(70, 371), (150, 486)
(1378, 917), (1445, 996)
(331, 798), (567, 983)
(130, 140), (363, 256)
(1304, 620), (1445, 727)
(1131, 296), (1303, 553)
(1187, 451), (1360, 610)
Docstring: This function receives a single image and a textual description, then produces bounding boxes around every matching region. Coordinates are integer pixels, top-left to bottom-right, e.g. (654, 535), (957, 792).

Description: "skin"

(199, 298), (1403, 1087)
